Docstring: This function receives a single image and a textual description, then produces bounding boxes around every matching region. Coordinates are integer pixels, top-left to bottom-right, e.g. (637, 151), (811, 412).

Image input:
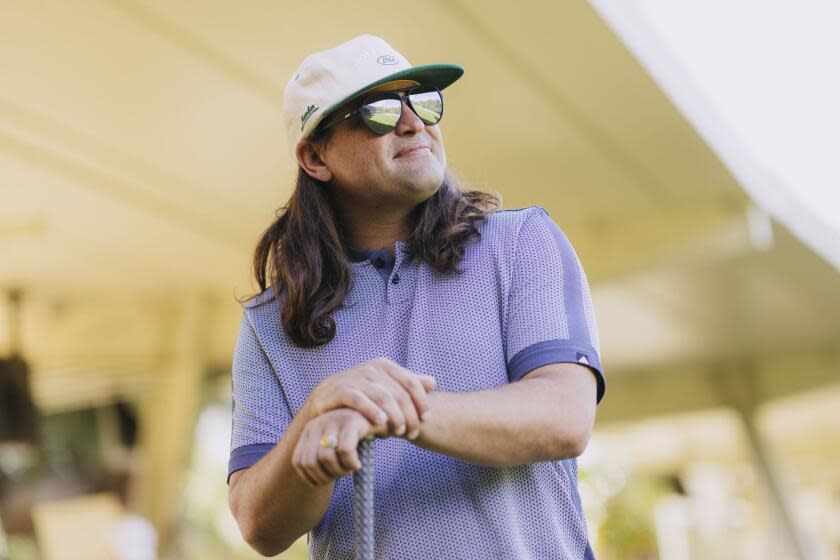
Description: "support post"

(709, 363), (814, 560)
(134, 293), (209, 550)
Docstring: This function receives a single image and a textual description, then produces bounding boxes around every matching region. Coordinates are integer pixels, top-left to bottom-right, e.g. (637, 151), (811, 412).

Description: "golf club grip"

(353, 436), (375, 560)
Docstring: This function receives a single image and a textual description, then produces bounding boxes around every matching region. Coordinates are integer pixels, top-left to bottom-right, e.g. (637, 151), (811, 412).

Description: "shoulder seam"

(500, 206), (546, 360)
(513, 206), (546, 248)
(509, 205), (553, 275)
(492, 205), (546, 215)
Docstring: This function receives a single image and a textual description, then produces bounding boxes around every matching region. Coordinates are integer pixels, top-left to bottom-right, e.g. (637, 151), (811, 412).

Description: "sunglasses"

(316, 85), (444, 135)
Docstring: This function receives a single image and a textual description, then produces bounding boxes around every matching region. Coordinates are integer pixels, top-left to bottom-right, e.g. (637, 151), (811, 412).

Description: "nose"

(394, 96), (424, 135)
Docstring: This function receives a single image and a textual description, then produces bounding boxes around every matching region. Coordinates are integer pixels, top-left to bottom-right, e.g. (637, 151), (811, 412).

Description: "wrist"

(414, 390), (444, 445)
(301, 393), (322, 423)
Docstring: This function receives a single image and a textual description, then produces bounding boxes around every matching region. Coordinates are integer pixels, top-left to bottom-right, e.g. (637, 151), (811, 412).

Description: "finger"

(293, 462), (318, 487)
(301, 425), (334, 485)
(419, 375), (437, 392)
(368, 421), (389, 438)
(292, 427), (320, 487)
(316, 418), (351, 478)
(382, 363), (434, 422)
(337, 389), (389, 427)
(335, 420), (364, 472)
(364, 380), (406, 436)
(317, 443), (349, 479)
(375, 374), (421, 439)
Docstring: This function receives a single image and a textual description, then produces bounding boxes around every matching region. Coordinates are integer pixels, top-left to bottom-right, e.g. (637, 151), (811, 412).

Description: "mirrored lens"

(359, 88), (444, 134)
(360, 98), (402, 134)
(408, 89), (443, 125)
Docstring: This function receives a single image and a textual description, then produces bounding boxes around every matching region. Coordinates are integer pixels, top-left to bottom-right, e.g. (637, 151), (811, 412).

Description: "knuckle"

(369, 358), (385, 370)
(398, 384), (413, 400)
(395, 391), (413, 408)
(347, 391), (365, 408)
(406, 377), (422, 392)
(374, 357), (395, 372)
(365, 389), (384, 407)
(313, 399), (328, 415)
(390, 407), (405, 422)
(383, 398), (401, 415)
(368, 384), (391, 404)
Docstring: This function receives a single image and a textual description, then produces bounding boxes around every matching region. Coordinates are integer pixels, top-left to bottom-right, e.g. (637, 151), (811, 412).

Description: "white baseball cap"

(282, 34), (464, 159)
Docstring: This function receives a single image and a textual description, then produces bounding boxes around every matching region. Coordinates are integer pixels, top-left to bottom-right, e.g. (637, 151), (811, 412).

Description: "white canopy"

(591, 0), (840, 271)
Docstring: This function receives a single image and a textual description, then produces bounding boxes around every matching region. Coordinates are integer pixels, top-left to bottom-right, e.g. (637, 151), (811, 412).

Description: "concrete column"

(134, 293), (209, 550)
(710, 364), (814, 560)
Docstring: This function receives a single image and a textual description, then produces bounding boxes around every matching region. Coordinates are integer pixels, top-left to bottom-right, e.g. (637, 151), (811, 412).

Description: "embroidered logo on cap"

(300, 104), (319, 131)
(576, 353), (590, 366)
(377, 55), (399, 65)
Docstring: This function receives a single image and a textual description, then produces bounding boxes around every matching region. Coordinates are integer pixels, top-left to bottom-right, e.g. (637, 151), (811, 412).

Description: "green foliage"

(599, 474), (672, 560)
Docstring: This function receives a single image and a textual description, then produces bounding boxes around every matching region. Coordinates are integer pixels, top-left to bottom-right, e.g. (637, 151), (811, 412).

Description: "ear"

(296, 140), (333, 183)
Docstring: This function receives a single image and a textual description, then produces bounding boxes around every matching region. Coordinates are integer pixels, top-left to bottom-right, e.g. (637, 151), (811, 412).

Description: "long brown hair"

(241, 135), (502, 348)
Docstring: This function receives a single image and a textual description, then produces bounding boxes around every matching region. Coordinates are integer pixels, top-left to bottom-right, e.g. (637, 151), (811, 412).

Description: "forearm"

(414, 374), (593, 466)
(229, 400), (332, 556)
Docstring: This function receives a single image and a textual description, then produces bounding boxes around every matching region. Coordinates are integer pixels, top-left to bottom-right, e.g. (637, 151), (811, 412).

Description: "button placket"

(386, 246), (413, 304)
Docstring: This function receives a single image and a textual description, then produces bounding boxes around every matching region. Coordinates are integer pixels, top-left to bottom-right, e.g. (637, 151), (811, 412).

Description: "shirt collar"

(346, 245), (391, 263)
(345, 240), (409, 264)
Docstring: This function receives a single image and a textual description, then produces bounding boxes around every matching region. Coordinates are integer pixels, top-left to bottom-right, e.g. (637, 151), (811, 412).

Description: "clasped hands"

(291, 357), (436, 487)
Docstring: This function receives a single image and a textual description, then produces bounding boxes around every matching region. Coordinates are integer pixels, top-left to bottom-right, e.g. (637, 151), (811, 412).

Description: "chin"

(408, 172), (443, 197)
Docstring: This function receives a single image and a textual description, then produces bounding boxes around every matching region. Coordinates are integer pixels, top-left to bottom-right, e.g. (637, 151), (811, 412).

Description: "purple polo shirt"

(228, 205), (604, 559)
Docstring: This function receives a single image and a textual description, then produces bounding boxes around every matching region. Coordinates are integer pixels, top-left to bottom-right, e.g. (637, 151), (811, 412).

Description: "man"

(227, 34), (606, 559)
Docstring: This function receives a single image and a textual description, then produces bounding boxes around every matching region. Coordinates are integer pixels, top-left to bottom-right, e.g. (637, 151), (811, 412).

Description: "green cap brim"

(314, 63), (464, 133)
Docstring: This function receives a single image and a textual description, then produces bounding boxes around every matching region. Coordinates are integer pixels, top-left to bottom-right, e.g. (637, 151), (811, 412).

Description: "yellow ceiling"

(1, 1), (837, 419)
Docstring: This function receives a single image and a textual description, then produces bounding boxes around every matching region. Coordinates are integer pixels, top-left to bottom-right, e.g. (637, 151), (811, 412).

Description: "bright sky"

(591, 0), (840, 269)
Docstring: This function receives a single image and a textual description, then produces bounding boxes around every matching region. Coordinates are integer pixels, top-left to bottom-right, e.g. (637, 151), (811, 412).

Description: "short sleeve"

(227, 311), (293, 484)
(504, 207), (606, 404)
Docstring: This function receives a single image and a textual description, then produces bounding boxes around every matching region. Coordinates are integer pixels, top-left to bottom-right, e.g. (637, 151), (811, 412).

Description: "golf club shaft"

(353, 436), (375, 560)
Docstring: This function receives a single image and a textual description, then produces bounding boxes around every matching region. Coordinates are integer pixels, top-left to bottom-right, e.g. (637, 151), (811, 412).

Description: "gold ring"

(319, 435), (338, 449)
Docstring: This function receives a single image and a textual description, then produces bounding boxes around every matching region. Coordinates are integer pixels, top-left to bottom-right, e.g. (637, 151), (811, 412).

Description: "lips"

(394, 144), (430, 158)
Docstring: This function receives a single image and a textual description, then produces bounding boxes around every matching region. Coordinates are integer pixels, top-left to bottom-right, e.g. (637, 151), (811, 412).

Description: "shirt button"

(391, 273), (400, 284)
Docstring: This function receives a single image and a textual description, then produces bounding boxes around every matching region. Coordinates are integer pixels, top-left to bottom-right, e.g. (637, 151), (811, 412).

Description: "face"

(298, 85), (447, 211)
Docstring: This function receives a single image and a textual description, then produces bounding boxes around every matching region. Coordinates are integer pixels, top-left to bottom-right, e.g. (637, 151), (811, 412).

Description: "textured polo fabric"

(228, 205), (605, 559)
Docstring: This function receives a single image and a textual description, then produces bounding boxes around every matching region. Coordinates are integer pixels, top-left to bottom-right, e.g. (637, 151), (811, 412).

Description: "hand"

(291, 408), (386, 486)
(307, 357), (436, 440)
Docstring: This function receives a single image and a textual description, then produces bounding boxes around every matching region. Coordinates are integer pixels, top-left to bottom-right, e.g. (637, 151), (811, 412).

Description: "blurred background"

(1, 1), (838, 559)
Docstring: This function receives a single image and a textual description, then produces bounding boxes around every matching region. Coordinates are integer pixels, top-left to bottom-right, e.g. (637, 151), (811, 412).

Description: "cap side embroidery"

(300, 104), (319, 131)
